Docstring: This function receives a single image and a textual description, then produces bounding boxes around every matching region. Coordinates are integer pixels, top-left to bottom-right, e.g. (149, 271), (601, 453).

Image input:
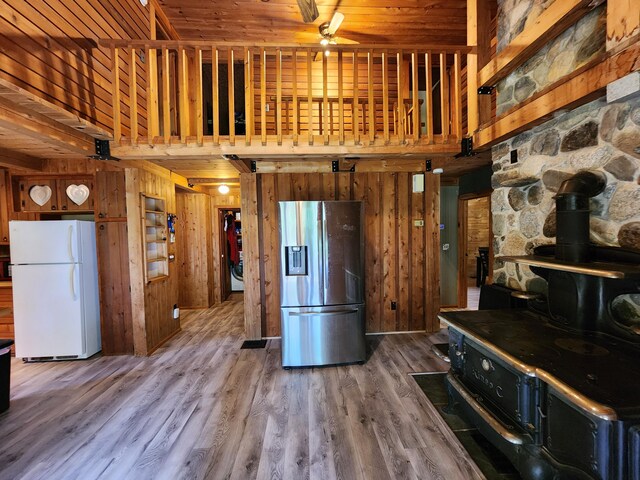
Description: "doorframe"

(457, 191), (493, 308)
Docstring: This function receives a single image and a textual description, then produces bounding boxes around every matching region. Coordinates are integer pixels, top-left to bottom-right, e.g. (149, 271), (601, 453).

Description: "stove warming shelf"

(498, 255), (640, 279)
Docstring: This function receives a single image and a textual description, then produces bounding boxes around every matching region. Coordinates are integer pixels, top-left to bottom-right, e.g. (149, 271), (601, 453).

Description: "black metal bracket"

(250, 160), (256, 173)
(455, 137), (475, 158)
(426, 159), (432, 172)
(88, 139), (119, 161)
(332, 160), (355, 173)
(478, 86), (494, 95)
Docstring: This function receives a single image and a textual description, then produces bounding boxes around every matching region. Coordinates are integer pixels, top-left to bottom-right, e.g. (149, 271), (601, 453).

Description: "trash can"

(0, 339), (14, 413)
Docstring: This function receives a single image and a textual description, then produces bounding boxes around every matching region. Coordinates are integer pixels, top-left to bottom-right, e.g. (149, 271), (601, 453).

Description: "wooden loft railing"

(101, 40), (468, 153)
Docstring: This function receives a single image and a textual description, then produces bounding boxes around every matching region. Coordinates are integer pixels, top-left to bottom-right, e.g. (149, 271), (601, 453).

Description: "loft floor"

(0, 296), (481, 479)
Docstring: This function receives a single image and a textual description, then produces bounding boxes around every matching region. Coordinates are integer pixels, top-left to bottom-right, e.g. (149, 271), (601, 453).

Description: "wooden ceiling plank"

(0, 147), (44, 171)
(0, 100), (96, 155)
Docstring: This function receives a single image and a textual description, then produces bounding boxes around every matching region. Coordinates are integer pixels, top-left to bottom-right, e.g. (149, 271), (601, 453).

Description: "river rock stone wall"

(492, 1), (640, 325)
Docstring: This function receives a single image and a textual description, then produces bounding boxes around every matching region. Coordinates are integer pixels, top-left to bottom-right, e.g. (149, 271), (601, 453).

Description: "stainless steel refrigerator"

(279, 200), (366, 368)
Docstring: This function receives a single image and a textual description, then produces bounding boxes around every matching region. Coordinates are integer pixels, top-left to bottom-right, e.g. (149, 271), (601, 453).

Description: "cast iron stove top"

(440, 309), (640, 418)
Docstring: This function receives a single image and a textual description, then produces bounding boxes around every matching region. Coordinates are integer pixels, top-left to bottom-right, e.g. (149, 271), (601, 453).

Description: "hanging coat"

(226, 215), (240, 265)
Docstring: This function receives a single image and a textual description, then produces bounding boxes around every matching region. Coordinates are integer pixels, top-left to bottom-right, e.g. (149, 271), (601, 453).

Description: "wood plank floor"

(0, 295), (483, 480)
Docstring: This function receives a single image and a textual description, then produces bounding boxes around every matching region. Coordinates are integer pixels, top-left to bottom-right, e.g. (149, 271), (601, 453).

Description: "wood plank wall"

(245, 171), (440, 338)
(176, 192), (213, 309)
(0, 0), (150, 136)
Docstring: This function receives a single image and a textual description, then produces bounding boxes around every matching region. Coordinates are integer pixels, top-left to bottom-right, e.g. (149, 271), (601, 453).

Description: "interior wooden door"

(218, 209), (231, 301)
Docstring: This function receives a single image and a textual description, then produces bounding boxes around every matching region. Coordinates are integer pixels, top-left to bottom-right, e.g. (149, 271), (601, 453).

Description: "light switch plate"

(412, 173), (424, 193)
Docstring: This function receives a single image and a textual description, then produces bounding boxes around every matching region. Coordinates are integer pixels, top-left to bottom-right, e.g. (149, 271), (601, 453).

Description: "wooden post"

(439, 53), (449, 143)
(240, 173), (262, 340)
(307, 48), (313, 145)
(322, 51), (329, 145)
(111, 46), (121, 144)
(212, 47), (220, 145)
(260, 47), (267, 146)
(276, 48), (283, 145)
(129, 48), (138, 145)
(425, 52), (434, 144)
(194, 47), (203, 145)
(178, 47), (189, 143)
(228, 48), (235, 146)
(338, 50), (344, 145)
(453, 51), (463, 140)
(146, 46), (159, 144)
(162, 47), (171, 144)
(367, 50), (375, 145)
(382, 51), (389, 144)
(244, 47), (253, 146)
(353, 51), (360, 144)
(292, 49), (299, 146)
(397, 50), (405, 144)
(412, 50), (420, 142)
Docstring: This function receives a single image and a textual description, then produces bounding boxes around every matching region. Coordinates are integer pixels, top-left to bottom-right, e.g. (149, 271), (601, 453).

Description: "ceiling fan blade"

(296, 0), (319, 24)
(327, 11), (345, 35)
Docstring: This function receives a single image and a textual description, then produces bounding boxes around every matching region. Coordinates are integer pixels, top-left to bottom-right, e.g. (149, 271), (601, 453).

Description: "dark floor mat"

(412, 372), (521, 480)
(240, 339), (267, 349)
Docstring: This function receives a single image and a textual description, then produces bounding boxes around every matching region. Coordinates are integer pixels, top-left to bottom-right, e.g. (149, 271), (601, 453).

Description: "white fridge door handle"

(68, 225), (75, 263)
(70, 264), (78, 301)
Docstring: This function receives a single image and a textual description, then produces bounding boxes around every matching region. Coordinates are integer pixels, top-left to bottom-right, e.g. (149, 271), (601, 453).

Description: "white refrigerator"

(10, 220), (101, 360)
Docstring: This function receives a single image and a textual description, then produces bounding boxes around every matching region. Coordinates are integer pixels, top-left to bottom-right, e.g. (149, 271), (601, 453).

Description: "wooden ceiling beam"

(0, 147), (44, 171)
(111, 142), (460, 159)
(187, 177), (241, 185)
(228, 158), (253, 173)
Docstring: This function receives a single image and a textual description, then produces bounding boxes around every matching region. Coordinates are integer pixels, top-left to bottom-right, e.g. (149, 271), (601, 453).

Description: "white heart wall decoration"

(29, 185), (52, 206)
(66, 184), (90, 206)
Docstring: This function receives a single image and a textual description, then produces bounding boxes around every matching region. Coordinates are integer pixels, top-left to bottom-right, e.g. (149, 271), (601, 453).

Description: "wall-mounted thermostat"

(412, 173), (425, 193)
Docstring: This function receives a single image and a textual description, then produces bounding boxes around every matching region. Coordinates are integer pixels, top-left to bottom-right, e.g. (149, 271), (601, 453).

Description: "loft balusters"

(100, 40), (468, 153)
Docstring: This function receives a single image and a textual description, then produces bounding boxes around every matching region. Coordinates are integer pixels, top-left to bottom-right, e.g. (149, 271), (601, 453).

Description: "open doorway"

(457, 194), (492, 310)
(218, 208), (243, 301)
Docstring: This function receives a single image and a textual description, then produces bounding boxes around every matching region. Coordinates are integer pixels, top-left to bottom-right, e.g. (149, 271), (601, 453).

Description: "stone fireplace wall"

(492, 0), (640, 323)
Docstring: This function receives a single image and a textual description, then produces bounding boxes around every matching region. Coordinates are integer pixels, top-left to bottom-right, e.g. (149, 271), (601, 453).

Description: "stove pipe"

(555, 170), (606, 263)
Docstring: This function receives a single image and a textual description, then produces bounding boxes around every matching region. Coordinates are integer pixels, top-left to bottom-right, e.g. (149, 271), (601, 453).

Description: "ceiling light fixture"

(218, 184), (230, 195)
(139, 0), (148, 6)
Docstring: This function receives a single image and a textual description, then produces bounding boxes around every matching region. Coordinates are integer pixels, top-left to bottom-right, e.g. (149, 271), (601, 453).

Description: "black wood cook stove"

(440, 171), (640, 480)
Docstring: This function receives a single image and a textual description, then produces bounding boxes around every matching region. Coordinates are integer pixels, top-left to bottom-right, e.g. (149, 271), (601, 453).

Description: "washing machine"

(230, 251), (244, 291)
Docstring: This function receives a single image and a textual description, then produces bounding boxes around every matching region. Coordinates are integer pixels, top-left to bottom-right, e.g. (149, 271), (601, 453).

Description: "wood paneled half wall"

(241, 171), (441, 338)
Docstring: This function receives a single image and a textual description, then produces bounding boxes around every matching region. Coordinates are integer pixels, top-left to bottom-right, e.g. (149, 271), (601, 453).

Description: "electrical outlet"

(391, 301), (397, 310)
(414, 219), (424, 227)
(510, 149), (518, 164)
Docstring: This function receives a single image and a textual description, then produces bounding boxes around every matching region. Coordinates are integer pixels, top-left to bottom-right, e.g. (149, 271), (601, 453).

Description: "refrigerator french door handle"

(70, 264), (78, 301)
(290, 309), (358, 317)
(68, 225), (75, 263)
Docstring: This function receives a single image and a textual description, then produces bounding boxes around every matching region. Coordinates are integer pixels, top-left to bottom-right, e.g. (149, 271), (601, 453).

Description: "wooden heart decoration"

(29, 185), (52, 206)
(66, 184), (90, 206)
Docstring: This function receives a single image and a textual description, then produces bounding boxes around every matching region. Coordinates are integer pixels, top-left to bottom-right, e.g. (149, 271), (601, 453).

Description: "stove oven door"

(545, 387), (618, 480)
(456, 337), (543, 440)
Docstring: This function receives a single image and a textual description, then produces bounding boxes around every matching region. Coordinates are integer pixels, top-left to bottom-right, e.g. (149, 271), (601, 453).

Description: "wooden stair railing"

(100, 40), (469, 150)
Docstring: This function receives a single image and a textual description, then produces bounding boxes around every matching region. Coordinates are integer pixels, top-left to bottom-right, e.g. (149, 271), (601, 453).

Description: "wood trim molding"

(478, 0), (604, 88)
(474, 36), (640, 149)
